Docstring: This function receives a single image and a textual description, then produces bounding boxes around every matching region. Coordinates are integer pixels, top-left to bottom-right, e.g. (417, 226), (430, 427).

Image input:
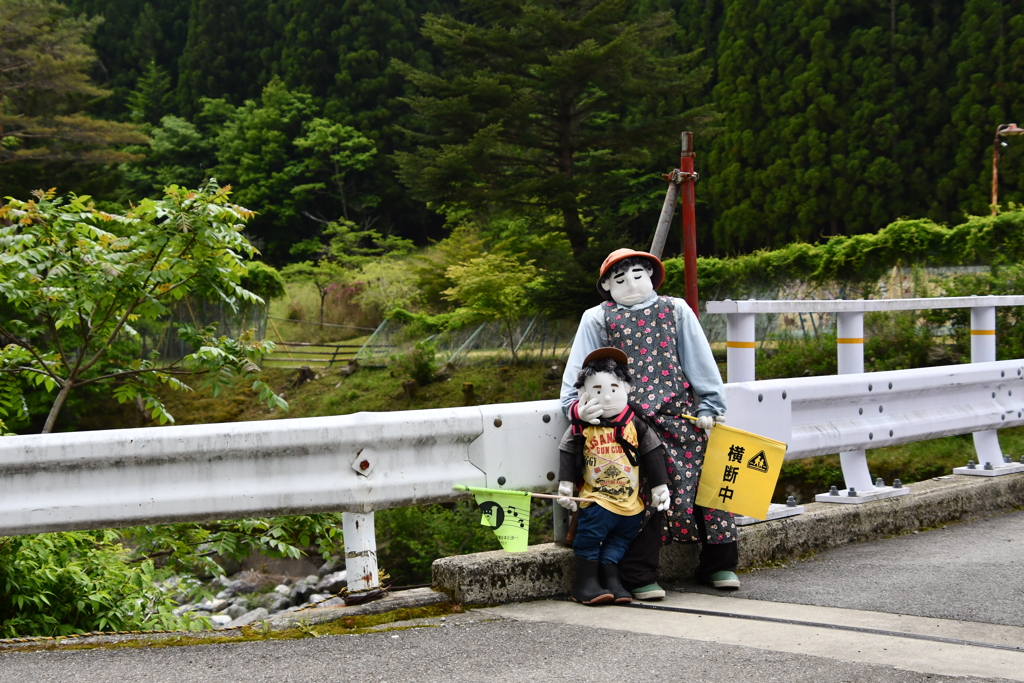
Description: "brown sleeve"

(558, 427), (584, 483)
(635, 418), (670, 488)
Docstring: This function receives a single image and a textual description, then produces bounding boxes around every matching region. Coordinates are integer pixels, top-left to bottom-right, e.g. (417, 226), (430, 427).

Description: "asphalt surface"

(2, 509), (1022, 682)
(677, 507), (1024, 627)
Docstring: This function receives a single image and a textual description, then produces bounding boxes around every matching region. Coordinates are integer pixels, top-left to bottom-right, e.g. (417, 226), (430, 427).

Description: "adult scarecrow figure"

(560, 248), (737, 599)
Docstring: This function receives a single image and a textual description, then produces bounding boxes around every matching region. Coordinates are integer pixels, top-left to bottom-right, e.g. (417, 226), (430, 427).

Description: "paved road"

(3, 509), (1022, 683)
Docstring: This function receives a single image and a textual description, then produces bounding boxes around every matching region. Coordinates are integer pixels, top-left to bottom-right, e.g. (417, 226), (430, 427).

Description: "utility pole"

(649, 132), (700, 319)
(680, 132), (699, 319)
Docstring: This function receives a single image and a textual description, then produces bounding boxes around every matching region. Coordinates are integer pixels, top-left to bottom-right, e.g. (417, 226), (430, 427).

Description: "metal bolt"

(786, 495), (797, 507)
(984, 462), (994, 470)
(829, 486), (839, 496)
(848, 487), (858, 497)
(875, 477), (885, 488)
(893, 479), (903, 489)
(967, 459), (976, 469)
(493, 418), (503, 428)
(359, 460), (370, 471)
(1004, 455), (1012, 463)
(497, 476), (507, 485)
(1020, 455), (1024, 464)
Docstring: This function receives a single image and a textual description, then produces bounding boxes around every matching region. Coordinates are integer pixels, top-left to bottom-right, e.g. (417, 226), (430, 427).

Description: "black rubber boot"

(571, 557), (614, 605)
(599, 563), (633, 604)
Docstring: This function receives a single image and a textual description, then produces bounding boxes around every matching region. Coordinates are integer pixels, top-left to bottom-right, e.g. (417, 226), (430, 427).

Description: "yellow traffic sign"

(694, 423), (787, 520)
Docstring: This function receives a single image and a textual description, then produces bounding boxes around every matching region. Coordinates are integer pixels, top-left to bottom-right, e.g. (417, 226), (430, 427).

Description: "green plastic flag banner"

(454, 485), (531, 553)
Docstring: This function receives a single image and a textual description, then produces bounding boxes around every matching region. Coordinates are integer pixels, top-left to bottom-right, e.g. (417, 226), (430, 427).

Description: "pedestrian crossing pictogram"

(746, 450), (769, 473)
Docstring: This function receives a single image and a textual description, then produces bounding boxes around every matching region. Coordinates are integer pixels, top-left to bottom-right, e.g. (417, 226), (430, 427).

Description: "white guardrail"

(3, 295), (1024, 596)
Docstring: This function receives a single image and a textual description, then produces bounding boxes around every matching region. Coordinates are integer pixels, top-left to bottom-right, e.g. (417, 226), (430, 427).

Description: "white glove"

(695, 414), (725, 431)
(576, 392), (603, 425)
(651, 484), (671, 512)
(557, 481), (577, 512)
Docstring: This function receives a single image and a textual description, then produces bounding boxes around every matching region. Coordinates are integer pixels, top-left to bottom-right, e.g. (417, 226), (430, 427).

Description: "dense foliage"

(0, 0), (1015, 272)
(0, 181), (289, 434)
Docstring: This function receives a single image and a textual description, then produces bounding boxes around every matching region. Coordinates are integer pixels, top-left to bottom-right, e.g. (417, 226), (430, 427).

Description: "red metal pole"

(680, 132), (699, 319)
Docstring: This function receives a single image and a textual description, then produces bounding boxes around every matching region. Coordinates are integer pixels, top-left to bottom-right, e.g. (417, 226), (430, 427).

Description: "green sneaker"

(630, 583), (666, 600)
(708, 571), (740, 589)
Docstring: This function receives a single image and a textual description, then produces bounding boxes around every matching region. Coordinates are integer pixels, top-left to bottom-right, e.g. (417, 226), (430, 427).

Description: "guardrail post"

(816, 311), (910, 503)
(836, 312), (874, 493)
(726, 312), (756, 382)
(342, 511), (379, 595)
(955, 304), (1024, 475)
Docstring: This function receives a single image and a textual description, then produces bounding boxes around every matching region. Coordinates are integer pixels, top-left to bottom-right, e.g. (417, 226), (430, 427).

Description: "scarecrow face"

(601, 262), (654, 306)
(582, 370), (628, 418)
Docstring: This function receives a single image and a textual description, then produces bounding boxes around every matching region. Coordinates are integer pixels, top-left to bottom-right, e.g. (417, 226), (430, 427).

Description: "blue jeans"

(572, 503), (643, 565)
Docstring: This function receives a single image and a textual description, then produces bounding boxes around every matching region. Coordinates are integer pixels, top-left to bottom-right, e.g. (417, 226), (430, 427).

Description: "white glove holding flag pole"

(576, 391), (603, 425)
(695, 414), (725, 431)
(557, 481), (577, 512)
(651, 484), (671, 511)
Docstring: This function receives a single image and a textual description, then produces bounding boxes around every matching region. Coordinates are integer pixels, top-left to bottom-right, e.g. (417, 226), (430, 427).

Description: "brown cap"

(596, 248), (665, 301)
(582, 347), (628, 367)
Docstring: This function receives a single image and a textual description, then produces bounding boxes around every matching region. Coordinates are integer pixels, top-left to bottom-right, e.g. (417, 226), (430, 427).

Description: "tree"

(126, 60), (173, 125)
(0, 180), (287, 434)
(395, 0), (713, 259)
(0, 0), (146, 194)
(444, 254), (538, 364)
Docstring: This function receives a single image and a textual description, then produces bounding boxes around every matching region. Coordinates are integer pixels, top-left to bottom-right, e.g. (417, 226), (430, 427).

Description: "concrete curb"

(432, 473), (1024, 604)
(268, 587), (450, 630)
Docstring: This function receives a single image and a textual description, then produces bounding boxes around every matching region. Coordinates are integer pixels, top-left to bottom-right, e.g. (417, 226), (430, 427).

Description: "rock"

(209, 598), (229, 612)
(317, 556), (344, 577)
(268, 596), (291, 613)
(225, 603), (249, 620)
(221, 607), (268, 630)
(315, 570), (347, 594)
(273, 584), (290, 596)
(208, 615), (232, 627)
(289, 582), (317, 604)
(306, 593), (329, 604)
(215, 571), (273, 599)
(171, 604), (192, 618)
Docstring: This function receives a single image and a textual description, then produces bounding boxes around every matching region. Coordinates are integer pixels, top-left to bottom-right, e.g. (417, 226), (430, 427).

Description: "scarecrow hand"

(696, 415), (724, 431)
(651, 484), (671, 512)
(557, 481), (577, 512)
(577, 391), (603, 425)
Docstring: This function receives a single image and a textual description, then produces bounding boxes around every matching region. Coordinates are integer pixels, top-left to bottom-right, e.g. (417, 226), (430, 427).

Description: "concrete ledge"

(268, 587), (450, 630)
(432, 473), (1024, 604)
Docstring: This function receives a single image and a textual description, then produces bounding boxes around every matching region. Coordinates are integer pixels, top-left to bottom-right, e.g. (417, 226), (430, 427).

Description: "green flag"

(454, 485), (531, 553)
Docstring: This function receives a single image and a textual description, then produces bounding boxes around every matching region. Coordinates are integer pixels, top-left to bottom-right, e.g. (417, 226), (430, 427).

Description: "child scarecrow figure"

(557, 347), (671, 605)
(560, 248), (736, 600)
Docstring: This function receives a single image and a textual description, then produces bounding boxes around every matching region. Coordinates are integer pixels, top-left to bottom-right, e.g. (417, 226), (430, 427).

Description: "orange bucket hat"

(596, 248), (665, 301)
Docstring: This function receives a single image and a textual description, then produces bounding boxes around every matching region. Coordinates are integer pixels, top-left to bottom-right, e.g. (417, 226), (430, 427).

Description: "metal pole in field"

(680, 132), (699, 319)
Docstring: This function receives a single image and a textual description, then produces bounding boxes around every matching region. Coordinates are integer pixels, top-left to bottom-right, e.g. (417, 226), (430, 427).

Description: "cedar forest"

(4, 0), (1024, 283)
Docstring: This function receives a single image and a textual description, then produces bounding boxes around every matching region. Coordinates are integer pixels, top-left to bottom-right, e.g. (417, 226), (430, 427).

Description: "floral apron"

(604, 296), (736, 545)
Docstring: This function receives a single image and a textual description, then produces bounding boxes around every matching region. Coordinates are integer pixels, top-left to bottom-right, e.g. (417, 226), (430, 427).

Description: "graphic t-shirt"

(579, 422), (644, 515)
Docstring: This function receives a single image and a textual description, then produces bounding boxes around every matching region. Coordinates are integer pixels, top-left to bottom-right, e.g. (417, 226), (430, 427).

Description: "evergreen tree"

(396, 0), (712, 258)
(175, 0), (285, 116)
(706, 0), (960, 253)
(66, 0), (191, 119)
(126, 61), (172, 124)
(0, 0), (146, 196)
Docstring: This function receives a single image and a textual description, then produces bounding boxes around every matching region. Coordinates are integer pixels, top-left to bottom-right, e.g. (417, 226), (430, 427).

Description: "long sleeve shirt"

(560, 293), (726, 419)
